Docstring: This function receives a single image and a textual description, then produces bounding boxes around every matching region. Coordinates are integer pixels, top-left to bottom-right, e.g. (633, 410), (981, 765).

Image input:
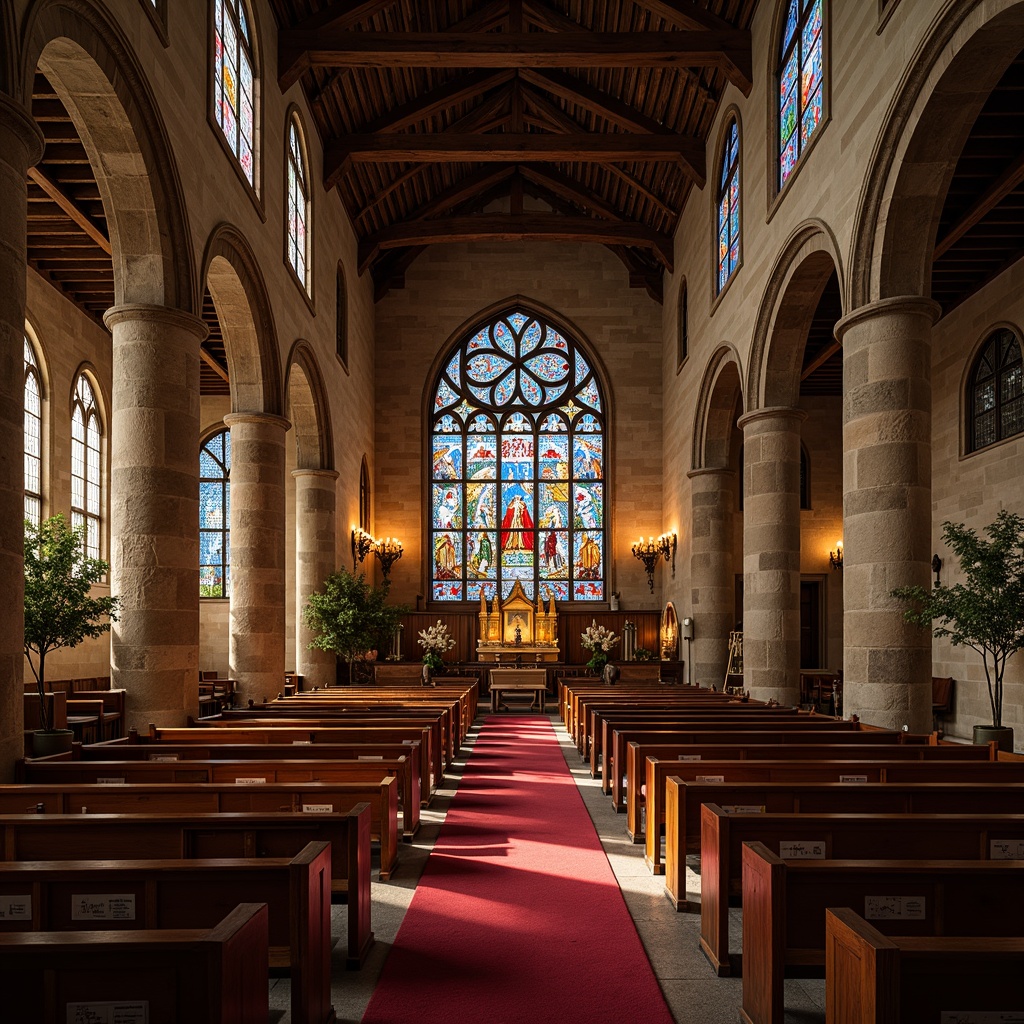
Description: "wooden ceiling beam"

(629, 1), (736, 34)
(518, 164), (623, 221)
(447, 0), (510, 33)
(288, 0), (398, 34)
(522, 0), (583, 33)
(800, 339), (841, 381)
(200, 345), (230, 383)
(280, 30), (752, 90)
(358, 213), (673, 274)
(413, 165), (519, 221)
(23, 168), (111, 256)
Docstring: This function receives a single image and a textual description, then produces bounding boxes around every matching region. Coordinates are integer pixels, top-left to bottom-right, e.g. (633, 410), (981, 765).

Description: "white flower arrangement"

(417, 620), (456, 670)
(580, 621), (620, 654)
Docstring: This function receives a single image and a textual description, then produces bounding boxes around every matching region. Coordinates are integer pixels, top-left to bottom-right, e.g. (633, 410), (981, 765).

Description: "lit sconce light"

(351, 527), (374, 570)
(829, 540), (844, 572)
(374, 536), (404, 580)
(631, 533), (677, 593)
(660, 532), (678, 578)
(931, 553), (942, 587)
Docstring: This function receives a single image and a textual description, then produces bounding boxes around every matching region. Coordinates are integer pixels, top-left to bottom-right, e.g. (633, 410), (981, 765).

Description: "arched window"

(213, 0), (256, 187)
(24, 336), (43, 527)
(337, 262), (348, 366)
(779, 0), (824, 189)
(430, 309), (606, 603)
(71, 373), (102, 559)
(677, 279), (688, 370)
(717, 118), (740, 294)
(200, 429), (231, 597)
(359, 456), (370, 534)
(969, 328), (1024, 452)
(286, 115), (311, 292)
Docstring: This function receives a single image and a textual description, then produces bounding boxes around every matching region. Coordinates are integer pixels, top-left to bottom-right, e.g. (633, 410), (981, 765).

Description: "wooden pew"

(699, 803), (1024, 976)
(0, 807), (372, 965)
(740, 843), (1024, 1024)
(825, 907), (1024, 1024)
(0, 902), (269, 1024)
(664, 777), (1024, 911)
(0, 842), (334, 1023)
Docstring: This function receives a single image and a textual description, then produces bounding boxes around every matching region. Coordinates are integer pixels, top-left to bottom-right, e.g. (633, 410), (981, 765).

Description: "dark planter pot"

(31, 729), (74, 757)
(973, 724), (1015, 753)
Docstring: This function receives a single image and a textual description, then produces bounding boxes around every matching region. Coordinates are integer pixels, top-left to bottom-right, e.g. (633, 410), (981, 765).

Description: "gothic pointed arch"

(691, 345), (745, 471)
(285, 339), (334, 471)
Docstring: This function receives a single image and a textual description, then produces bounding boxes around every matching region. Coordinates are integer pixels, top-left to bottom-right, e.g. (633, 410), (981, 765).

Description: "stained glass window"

(287, 116), (310, 291)
(970, 328), (1024, 452)
(717, 119), (740, 293)
(24, 336), (42, 527)
(430, 310), (607, 603)
(200, 429), (231, 597)
(214, 0), (256, 187)
(779, 0), (824, 189)
(71, 373), (101, 559)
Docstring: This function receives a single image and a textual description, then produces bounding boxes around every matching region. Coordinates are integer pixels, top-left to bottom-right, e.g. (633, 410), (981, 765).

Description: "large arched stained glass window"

(71, 373), (102, 559)
(200, 429), (231, 597)
(431, 309), (606, 604)
(969, 328), (1023, 452)
(213, 0), (256, 187)
(779, 0), (824, 189)
(24, 337), (43, 527)
(717, 118), (740, 293)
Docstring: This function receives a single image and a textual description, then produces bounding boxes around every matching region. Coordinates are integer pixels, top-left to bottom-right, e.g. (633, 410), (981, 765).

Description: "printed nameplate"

(940, 1014), (1024, 1024)
(721, 805), (765, 815)
(96, 778), (126, 785)
(990, 839), (1024, 860)
(234, 777), (267, 785)
(303, 804), (334, 813)
(864, 896), (926, 921)
(358, 755), (384, 761)
(679, 755), (701, 761)
(839, 775), (867, 783)
(292, 740), (313, 745)
(696, 775), (725, 784)
(0, 896), (31, 920)
(402, 739), (414, 744)
(147, 754), (179, 762)
(71, 894), (136, 921)
(780, 841), (825, 859)
(67, 1001), (148, 1024)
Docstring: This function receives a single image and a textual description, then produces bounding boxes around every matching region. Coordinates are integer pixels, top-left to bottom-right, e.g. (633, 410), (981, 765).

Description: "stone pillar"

(835, 296), (939, 733)
(687, 467), (735, 688)
(294, 468), (339, 690)
(104, 304), (207, 730)
(225, 412), (289, 705)
(737, 407), (806, 706)
(0, 95), (44, 779)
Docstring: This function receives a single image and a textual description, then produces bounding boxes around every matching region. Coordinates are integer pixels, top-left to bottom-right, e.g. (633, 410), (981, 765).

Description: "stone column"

(104, 304), (207, 730)
(687, 467), (736, 688)
(0, 95), (44, 778)
(835, 296), (939, 733)
(225, 412), (289, 705)
(737, 407), (806, 706)
(294, 468), (339, 690)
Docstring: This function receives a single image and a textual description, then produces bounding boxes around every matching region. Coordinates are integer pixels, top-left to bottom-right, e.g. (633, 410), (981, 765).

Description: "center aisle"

(361, 714), (676, 1024)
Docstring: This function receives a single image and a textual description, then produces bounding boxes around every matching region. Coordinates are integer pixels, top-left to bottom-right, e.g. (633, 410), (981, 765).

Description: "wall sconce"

(660, 532), (678, 578)
(631, 533), (677, 593)
(374, 536), (404, 580)
(931, 553), (942, 587)
(829, 540), (843, 571)
(351, 527), (374, 570)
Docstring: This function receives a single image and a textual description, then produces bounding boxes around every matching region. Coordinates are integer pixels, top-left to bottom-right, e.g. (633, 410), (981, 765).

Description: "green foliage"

(634, 647), (654, 662)
(892, 510), (1024, 728)
(303, 569), (407, 685)
(24, 514), (120, 732)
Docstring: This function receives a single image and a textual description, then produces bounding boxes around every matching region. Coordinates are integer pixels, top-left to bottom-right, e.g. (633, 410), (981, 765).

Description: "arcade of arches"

(3, 0), (1024, 784)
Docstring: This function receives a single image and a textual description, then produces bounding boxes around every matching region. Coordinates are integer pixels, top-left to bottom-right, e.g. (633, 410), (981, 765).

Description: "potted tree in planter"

(892, 510), (1024, 752)
(24, 514), (120, 755)
(303, 568), (406, 685)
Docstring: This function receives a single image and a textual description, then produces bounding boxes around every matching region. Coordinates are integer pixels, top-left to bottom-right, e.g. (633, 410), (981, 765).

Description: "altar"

(489, 669), (548, 713)
(476, 581), (561, 663)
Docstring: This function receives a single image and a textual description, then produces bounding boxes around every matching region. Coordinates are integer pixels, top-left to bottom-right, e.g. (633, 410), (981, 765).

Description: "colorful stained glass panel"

(433, 484), (463, 530)
(432, 531), (462, 581)
(466, 435), (497, 479)
(573, 436), (603, 479)
(466, 482), (496, 530)
(538, 530), (569, 579)
(573, 484), (603, 529)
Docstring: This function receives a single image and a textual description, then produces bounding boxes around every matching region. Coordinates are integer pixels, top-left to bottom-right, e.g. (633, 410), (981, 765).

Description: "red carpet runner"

(361, 715), (676, 1024)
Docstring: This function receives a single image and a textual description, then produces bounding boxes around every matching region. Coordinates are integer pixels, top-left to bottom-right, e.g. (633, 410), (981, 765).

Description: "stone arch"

(691, 344), (744, 471)
(850, 0), (1024, 307)
(285, 340), (334, 471)
(202, 223), (283, 415)
(21, 0), (194, 311)
(747, 218), (844, 410)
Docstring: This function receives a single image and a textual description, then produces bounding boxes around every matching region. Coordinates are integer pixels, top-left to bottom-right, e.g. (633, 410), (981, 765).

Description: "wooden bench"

(0, 842), (334, 1023)
(825, 907), (1024, 1024)
(740, 843), (1024, 1024)
(931, 675), (955, 735)
(664, 777), (1024, 911)
(0, 902), (269, 1024)
(699, 803), (1024, 976)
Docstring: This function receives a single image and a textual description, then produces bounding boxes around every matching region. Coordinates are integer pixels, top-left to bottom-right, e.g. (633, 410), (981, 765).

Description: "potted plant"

(892, 510), (1024, 752)
(580, 621), (620, 675)
(417, 620), (456, 684)
(23, 514), (120, 755)
(303, 568), (406, 685)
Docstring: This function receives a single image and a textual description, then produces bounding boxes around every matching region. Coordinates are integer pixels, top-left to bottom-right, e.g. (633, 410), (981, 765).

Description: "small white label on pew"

(403, 739), (414, 744)
(990, 839), (1024, 860)
(303, 804), (334, 813)
(0, 896), (31, 920)
(292, 740), (312, 745)
(864, 896), (926, 920)
(358, 755), (384, 760)
(940, 1014), (1024, 1023)
(696, 775), (725, 783)
(147, 754), (179, 762)
(71, 895), (136, 921)
(680, 755), (701, 761)
(721, 805), (765, 815)
(780, 841), (825, 859)
(96, 778), (126, 785)
(234, 777), (267, 784)
(67, 1000), (148, 1024)
(839, 774), (867, 783)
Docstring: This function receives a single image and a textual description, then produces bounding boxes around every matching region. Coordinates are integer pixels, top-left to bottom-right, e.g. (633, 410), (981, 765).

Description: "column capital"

(835, 295), (942, 342)
(0, 93), (44, 168)
(686, 466), (736, 481)
(292, 468), (339, 482)
(224, 411), (292, 433)
(736, 406), (808, 432)
(103, 303), (209, 341)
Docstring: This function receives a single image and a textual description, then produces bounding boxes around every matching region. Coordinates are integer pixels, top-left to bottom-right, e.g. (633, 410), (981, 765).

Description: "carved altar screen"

(430, 308), (606, 603)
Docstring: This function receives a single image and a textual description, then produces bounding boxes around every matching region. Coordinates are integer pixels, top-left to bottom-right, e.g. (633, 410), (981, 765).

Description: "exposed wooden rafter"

(28, 166), (111, 255)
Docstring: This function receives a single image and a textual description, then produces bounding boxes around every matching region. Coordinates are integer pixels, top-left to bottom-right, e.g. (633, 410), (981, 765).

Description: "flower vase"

(587, 654), (608, 677)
